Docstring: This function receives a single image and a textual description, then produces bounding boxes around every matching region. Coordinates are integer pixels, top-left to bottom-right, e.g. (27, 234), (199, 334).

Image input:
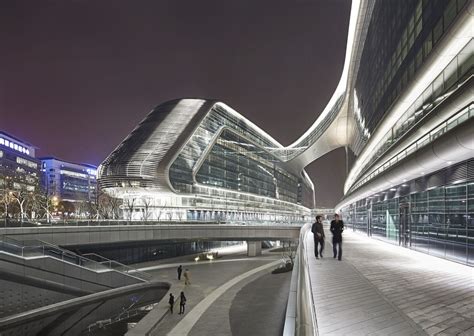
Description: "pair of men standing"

(168, 291), (187, 314)
(311, 214), (344, 260)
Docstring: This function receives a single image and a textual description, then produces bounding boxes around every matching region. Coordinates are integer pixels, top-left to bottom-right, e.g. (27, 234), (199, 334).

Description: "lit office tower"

(41, 157), (98, 204)
(0, 131), (40, 194)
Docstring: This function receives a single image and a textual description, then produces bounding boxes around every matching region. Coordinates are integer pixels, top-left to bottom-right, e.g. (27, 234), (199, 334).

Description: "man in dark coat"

(330, 214), (344, 260)
(169, 293), (175, 314)
(311, 215), (325, 259)
(177, 265), (183, 280)
(179, 291), (187, 315)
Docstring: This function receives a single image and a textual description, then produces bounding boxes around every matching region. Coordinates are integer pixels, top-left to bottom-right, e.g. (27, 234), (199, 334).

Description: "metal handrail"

(2, 218), (310, 227)
(82, 253), (153, 281)
(283, 223), (318, 336)
(0, 236), (151, 281)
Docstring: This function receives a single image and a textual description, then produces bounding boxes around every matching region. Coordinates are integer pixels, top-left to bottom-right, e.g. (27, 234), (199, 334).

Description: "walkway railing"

(0, 236), (152, 282)
(81, 252), (153, 281)
(284, 223), (318, 336)
(1, 218), (308, 228)
(0, 281), (169, 333)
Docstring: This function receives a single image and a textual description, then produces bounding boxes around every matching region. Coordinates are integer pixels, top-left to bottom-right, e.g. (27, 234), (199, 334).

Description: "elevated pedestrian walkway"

(303, 226), (473, 335)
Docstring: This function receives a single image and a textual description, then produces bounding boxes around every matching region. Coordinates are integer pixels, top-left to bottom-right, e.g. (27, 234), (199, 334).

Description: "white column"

(247, 241), (262, 257)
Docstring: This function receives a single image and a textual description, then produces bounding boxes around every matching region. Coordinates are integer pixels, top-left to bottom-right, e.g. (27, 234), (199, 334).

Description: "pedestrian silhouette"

(330, 213), (344, 260)
(177, 265), (183, 280)
(168, 293), (175, 314)
(311, 215), (325, 259)
(179, 291), (187, 315)
(183, 269), (191, 285)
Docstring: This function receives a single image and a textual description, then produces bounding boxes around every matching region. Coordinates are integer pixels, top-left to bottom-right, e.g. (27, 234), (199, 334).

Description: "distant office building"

(40, 157), (98, 203)
(0, 131), (40, 193)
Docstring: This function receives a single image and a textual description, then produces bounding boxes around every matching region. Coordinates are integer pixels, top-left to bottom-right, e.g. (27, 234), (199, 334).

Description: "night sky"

(1, 0), (351, 207)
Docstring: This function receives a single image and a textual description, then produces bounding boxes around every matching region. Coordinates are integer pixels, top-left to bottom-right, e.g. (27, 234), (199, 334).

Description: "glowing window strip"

(0, 137), (31, 156)
(60, 170), (88, 179)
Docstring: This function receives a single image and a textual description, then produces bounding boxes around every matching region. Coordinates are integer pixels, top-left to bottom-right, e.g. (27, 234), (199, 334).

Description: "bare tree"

(109, 196), (121, 220)
(176, 210), (184, 222)
(97, 191), (112, 219)
(9, 189), (32, 222)
(125, 198), (136, 221)
(166, 208), (173, 221)
(0, 189), (13, 224)
(37, 193), (55, 223)
(81, 200), (98, 220)
(141, 197), (152, 221)
(27, 192), (45, 222)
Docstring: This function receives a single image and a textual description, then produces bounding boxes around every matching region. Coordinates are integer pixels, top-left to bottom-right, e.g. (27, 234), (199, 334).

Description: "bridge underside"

(0, 225), (300, 247)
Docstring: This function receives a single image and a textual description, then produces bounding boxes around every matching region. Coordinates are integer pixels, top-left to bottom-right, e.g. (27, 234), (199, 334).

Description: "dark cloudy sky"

(1, 0), (351, 207)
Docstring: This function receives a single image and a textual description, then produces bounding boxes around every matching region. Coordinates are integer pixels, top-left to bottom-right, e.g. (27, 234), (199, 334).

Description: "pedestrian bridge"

(0, 223), (300, 257)
(284, 223), (473, 336)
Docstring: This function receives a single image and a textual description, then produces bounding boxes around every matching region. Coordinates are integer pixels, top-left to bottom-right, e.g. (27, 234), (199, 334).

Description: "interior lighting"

(344, 18), (471, 194)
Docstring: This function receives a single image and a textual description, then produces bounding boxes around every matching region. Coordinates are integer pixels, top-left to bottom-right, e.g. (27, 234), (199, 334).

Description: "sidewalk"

(305, 230), (473, 336)
(144, 255), (280, 335)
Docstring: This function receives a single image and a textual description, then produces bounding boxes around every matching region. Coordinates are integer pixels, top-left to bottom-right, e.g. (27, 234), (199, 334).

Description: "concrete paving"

(146, 255), (282, 335)
(305, 229), (474, 336)
(228, 271), (292, 336)
(184, 268), (291, 336)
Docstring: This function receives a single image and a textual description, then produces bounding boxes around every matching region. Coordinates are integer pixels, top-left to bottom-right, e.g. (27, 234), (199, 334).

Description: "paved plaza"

(140, 253), (288, 336)
(305, 229), (474, 336)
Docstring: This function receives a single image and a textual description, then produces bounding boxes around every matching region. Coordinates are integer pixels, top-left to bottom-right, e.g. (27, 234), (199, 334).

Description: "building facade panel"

(41, 157), (97, 204)
(341, 159), (474, 266)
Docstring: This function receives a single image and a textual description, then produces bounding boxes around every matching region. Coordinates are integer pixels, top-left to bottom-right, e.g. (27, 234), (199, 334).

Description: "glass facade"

(342, 159), (474, 266)
(351, 0), (469, 154)
(168, 103), (314, 220)
(99, 100), (314, 223)
(350, 103), (474, 194)
(346, 0), (472, 196)
(170, 106), (313, 207)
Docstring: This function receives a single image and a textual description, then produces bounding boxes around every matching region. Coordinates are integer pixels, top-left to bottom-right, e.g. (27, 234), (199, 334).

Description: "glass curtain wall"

(343, 159), (473, 266)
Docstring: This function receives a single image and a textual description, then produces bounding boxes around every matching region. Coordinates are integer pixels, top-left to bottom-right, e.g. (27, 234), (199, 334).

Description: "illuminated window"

(16, 157), (38, 169)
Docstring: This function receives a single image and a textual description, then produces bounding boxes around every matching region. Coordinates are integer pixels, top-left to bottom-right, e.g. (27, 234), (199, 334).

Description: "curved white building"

(99, 0), (473, 264)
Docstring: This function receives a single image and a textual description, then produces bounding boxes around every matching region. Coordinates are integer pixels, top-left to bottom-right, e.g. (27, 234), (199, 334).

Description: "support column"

(247, 241), (262, 257)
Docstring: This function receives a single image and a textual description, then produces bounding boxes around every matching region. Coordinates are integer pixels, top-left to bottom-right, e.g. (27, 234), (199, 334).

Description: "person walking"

(330, 214), (344, 260)
(177, 265), (183, 280)
(311, 215), (325, 259)
(179, 291), (187, 315)
(183, 269), (191, 285)
(168, 293), (175, 314)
